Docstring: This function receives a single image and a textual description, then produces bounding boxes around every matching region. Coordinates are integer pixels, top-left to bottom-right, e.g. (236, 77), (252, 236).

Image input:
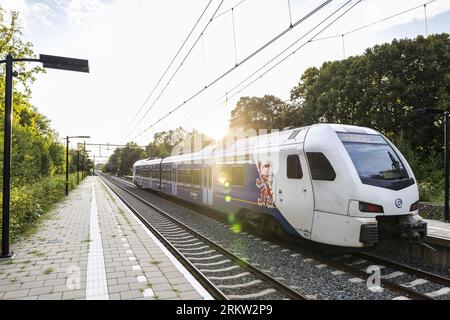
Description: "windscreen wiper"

(388, 151), (400, 170)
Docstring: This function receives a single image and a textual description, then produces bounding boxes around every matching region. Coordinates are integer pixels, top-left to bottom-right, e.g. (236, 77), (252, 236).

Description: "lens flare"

(217, 172), (227, 185)
(230, 224), (242, 233)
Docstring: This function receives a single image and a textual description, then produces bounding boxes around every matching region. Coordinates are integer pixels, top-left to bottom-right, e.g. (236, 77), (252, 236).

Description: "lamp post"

(76, 149), (80, 184)
(82, 141), (86, 179)
(1, 53), (89, 259)
(418, 108), (450, 221)
(64, 136), (90, 196)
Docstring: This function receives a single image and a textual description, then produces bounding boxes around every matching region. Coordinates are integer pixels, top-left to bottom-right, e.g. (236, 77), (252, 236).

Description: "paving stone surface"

(0, 177), (205, 300)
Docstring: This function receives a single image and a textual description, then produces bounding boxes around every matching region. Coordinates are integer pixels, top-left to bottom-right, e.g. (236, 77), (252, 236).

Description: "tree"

(145, 128), (186, 158)
(0, 6), (44, 94)
(0, 5), (64, 187)
(290, 33), (450, 156)
(104, 143), (145, 176)
(229, 95), (302, 131)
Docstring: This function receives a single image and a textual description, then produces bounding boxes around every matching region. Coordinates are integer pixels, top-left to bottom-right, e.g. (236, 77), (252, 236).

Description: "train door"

(172, 164), (177, 195)
(202, 163), (213, 205)
(276, 151), (314, 239)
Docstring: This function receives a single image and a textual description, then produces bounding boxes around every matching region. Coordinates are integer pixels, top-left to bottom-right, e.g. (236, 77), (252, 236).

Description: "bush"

(0, 174), (78, 242)
(394, 134), (444, 202)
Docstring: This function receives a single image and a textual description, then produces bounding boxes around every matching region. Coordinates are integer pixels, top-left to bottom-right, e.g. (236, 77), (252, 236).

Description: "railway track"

(101, 174), (450, 300)
(98, 173), (309, 300)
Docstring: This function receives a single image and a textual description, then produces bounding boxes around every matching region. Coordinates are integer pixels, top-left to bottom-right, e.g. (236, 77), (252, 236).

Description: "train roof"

(133, 157), (162, 167)
(133, 123), (380, 166)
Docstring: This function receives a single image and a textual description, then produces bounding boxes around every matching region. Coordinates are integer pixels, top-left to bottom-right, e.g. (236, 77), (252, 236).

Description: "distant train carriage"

(132, 124), (427, 248)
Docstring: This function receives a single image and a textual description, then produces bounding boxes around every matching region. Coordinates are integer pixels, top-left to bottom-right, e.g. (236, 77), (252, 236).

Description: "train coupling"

(396, 218), (427, 243)
(376, 214), (427, 243)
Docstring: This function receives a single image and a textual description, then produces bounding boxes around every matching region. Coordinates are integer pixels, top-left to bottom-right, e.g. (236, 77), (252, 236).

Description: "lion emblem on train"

(256, 161), (275, 208)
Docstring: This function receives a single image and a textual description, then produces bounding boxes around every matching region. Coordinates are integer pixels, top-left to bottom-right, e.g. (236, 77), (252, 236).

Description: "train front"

(305, 124), (427, 248)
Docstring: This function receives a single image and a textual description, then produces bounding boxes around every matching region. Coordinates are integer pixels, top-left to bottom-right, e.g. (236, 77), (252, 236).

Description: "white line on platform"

(86, 182), (109, 300)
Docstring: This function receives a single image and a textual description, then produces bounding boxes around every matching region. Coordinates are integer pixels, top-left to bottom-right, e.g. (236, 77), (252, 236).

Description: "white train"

(133, 124), (427, 248)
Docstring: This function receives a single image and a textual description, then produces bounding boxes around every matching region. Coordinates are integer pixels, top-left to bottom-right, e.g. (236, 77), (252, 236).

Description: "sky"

(1, 0), (450, 162)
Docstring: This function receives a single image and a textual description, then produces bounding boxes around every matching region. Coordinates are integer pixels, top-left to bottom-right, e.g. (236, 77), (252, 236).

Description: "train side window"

(287, 155), (303, 179)
(192, 169), (201, 189)
(231, 166), (245, 186)
(306, 152), (336, 181)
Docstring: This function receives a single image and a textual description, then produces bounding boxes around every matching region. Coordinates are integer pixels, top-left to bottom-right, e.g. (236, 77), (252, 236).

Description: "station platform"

(0, 177), (211, 300)
(426, 219), (450, 248)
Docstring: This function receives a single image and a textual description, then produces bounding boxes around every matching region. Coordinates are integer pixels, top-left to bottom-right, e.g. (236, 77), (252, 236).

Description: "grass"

(43, 267), (54, 275)
(28, 250), (45, 257)
(1, 174), (82, 243)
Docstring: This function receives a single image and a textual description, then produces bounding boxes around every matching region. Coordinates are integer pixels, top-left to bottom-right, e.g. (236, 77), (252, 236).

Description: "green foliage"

(229, 34), (450, 203)
(104, 128), (214, 176)
(0, 174), (77, 242)
(146, 127), (187, 158)
(393, 134), (443, 202)
(0, 6), (44, 94)
(229, 95), (302, 130)
(290, 33), (450, 156)
(0, 6), (85, 241)
(0, 5), (65, 188)
(104, 142), (146, 176)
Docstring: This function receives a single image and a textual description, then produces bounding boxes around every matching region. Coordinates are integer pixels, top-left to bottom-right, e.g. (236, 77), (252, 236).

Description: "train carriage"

(133, 123), (427, 248)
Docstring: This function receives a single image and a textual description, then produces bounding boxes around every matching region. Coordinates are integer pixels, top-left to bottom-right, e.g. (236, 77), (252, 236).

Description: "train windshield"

(337, 132), (409, 183)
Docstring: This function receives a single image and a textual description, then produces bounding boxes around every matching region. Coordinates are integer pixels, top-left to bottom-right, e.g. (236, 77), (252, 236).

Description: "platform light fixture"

(0, 53), (89, 259)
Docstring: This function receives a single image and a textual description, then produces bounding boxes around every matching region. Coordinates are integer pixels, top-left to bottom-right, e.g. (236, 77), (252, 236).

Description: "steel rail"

(359, 252), (450, 289)
(107, 174), (439, 300)
(99, 173), (308, 300)
(97, 175), (227, 300)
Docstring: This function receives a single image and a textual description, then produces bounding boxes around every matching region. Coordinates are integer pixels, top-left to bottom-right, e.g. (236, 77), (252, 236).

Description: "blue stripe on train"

(153, 164), (301, 238)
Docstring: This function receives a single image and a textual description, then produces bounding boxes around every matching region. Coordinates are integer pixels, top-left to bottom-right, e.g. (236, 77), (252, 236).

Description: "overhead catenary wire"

(224, 0), (363, 103)
(127, 0), (226, 138)
(312, 0), (438, 42)
(213, 0), (249, 20)
(123, 0), (215, 135)
(232, 8), (238, 66)
(181, 0), (358, 129)
(151, 0), (352, 133)
(131, 0), (334, 140)
(185, 0), (441, 130)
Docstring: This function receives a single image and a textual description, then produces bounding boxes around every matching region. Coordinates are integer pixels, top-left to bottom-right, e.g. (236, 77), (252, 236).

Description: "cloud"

(29, 2), (54, 27)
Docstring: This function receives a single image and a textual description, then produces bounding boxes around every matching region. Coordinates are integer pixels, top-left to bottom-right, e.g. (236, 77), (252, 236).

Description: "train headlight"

(359, 201), (384, 213)
(410, 201), (419, 212)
